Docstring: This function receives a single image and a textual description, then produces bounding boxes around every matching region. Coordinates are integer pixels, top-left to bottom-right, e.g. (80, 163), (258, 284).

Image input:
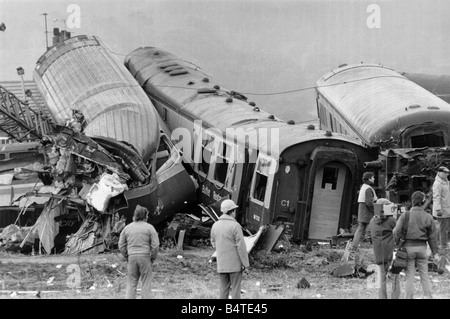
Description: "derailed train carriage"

(32, 35), (196, 228)
(124, 47), (375, 242)
(316, 63), (450, 203)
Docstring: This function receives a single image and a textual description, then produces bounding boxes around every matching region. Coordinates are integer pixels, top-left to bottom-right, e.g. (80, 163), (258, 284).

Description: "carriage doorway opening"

(308, 162), (347, 240)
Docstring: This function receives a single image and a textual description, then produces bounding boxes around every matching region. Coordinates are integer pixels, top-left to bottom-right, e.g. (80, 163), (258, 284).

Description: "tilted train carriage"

(124, 47), (375, 242)
(32, 35), (196, 225)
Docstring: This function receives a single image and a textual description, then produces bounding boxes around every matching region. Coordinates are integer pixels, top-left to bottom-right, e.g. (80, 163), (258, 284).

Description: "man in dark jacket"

(351, 171), (377, 251)
(394, 191), (439, 299)
(369, 198), (400, 299)
(211, 199), (250, 299)
(119, 205), (160, 299)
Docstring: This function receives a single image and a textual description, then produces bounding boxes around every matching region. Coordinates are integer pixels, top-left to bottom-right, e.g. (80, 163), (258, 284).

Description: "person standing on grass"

(351, 171), (378, 252)
(432, 166), (450, 250)
(211, 199), (249, 299)
(119, 205), (160, 299)
(369, 198), (400, 299)
(394, 191), (439, 299)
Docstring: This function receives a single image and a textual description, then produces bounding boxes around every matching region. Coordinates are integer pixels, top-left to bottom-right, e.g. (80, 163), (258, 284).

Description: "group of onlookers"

(352, 167), (450, 299)
(114, 167), (450, 300)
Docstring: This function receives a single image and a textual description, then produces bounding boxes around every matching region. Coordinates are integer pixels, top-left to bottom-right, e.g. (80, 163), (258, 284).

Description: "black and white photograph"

(1, 0), (450, 303)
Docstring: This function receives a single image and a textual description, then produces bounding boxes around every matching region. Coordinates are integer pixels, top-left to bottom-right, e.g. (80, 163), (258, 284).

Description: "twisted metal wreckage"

(2, 112), (197, 255)
(0, 33), (198, 255)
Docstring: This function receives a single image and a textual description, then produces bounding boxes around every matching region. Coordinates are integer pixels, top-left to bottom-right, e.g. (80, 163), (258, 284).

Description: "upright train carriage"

(316, 63), (450, 203)
(316, 63), (450, 149)
(124, 47), (375, 242)
(402, 72), (450, 104)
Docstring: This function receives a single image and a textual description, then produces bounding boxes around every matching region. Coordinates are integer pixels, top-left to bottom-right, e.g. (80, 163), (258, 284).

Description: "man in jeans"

(119, 205), (160, 299)
(351, 171), (377, 252)
(394, 191), (439, 299)
(432, 166), (450, 250)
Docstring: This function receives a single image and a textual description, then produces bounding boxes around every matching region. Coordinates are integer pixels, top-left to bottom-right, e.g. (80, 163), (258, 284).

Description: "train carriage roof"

(316, 64), (450, 146)
(402, 72), (450, 104)
(33, 35), (161, 162)
(126, 48), (367, 156)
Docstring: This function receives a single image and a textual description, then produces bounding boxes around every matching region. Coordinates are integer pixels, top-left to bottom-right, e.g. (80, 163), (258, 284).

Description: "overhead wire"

(105, 46), (406, 96)
(45, 45), (409, 119)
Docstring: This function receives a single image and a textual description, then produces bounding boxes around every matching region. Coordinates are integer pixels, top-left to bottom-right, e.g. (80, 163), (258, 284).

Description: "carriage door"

(246, 154), (277, 233)
(308, 162), (346, 240)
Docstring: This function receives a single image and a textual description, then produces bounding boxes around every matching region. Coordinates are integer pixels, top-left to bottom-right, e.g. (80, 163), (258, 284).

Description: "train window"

(410, 132), (445, 148)
(214, 143), (229, 184)
(321, 108), (326, 128)
(199, 146), (211, 175)
(199, 138), (213, 176)
(321, 167), (339, 190)
(253, 172), (268, 202)
(163, 108), (168, 122)
(329, 114), (334, 131)
(214, 162), (228, 184)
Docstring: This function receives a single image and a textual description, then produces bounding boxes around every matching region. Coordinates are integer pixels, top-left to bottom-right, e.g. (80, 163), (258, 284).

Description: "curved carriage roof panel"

(316, 64), (450, 146)
(126, 47), (367, 156)
(33, 35), (160, 162)
(402, 72), (450, 104)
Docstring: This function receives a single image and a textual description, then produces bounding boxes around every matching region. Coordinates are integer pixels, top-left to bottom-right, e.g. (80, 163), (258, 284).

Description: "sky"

(1, 0), (450, 123)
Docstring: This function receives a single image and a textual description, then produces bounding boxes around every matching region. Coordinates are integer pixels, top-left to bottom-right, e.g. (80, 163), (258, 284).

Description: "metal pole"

(41, 13), (49, 50)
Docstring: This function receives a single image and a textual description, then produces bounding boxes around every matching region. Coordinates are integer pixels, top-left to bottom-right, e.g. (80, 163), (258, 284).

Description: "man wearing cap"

(432, 166), (450, 249)
(394, 191), (439, 299)
(351, 171), (378, 252)
(210, 199), (250, 299)
(369, 198), (400, 299)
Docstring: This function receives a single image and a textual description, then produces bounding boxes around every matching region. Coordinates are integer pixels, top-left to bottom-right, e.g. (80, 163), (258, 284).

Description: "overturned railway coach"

(124, 47), (375, 242)
(316, 64), (450, 203)
(32, 35), (196, 225)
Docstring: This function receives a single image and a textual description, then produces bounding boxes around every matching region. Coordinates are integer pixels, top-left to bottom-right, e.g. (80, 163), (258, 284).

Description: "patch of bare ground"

(1, 240), (450, 299)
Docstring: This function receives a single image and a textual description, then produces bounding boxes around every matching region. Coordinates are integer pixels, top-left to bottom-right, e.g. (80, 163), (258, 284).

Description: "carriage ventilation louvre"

(169, 69), (188, 76)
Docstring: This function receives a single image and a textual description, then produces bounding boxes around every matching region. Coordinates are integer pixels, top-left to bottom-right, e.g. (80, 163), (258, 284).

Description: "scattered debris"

(266, 283), (283, 291)
(297, 277), (311, 289)
(46, 276), (55, 286)
(255, 224), (284, 252)
(331, 229), (354, 248)
(305, 256), (328, 266)
(331, 263), (356, 277)
(0, 224), (34, 253)
(340, 239), (353, 263)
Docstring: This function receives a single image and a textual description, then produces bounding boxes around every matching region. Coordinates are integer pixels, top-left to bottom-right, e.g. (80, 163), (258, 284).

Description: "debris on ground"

(2, 110), (197, 256)
(297, 277), (311, 289)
